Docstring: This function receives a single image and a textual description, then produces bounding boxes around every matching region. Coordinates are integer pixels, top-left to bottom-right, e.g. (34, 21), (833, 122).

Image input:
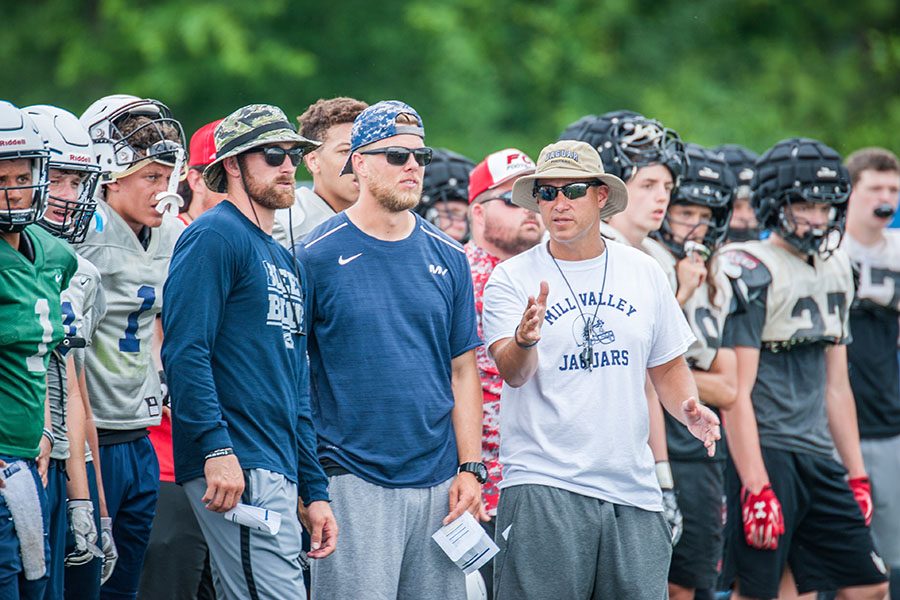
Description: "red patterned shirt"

(465, 241), (504, 515)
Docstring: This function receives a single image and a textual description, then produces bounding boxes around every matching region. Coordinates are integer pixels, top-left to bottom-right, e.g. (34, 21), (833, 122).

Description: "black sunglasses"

(479, 190), (516, 207)
(359, 146), (433, 167)
(246, 146), (305, 167)
(533, 181), (602, 202)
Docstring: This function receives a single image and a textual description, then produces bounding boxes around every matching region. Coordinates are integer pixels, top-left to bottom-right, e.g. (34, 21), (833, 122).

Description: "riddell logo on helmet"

(0, 138), (27, 147)
(698, 166), (720, 180)
(68, 154), (92, 163)
(816, 166), (837, 179)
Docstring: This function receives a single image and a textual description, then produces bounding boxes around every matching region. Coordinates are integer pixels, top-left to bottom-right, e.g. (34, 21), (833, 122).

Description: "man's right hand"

(740, 484), (785, 550)
(203, 453), (244, 512)
(515, 281), (549, 347)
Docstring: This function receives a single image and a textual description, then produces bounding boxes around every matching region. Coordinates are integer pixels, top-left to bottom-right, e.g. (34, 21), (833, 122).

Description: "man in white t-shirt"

(482, 140), (720, 600)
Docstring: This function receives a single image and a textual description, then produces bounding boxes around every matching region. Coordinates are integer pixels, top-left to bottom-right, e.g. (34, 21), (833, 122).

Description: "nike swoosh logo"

(79, 277), (90, 286)
(338, 253), (363, 266)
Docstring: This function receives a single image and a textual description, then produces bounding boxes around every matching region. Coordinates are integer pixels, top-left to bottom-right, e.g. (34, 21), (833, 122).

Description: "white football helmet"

(80, 94), (186, 182)
(25, 105), (101, 243)
(0, 101), (50, 233)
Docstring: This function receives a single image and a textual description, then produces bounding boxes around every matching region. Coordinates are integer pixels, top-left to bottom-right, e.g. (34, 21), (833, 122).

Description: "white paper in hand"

(432, 512), (498, 575)
(223, 503), (282, 536)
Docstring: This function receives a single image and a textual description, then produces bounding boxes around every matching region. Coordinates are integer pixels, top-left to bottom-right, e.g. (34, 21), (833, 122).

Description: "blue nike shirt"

(297, 211), (480, 488)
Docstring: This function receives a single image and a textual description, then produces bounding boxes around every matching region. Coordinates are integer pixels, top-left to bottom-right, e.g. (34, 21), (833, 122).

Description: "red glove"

(849, 477), (873, 526)
(741, 484), (785, 550)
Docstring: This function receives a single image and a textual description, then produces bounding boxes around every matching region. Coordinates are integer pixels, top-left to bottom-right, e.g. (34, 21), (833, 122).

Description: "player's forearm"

(648, 355), (698, 426)
(80, 368), (108, 516)
(450, 350), (483, 464)
(691, 349), (737, 409)
(826, 388), (867, 478)
(722, 394), (770, 492)
(65, 365), (90, 498)
(490, 338), (539, 388)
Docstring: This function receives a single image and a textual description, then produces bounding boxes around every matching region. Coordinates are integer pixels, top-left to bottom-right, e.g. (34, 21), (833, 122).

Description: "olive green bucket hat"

(203, 104), (320, 193)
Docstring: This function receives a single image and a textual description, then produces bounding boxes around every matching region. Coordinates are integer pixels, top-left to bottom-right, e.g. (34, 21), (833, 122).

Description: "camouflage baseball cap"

(340, 100), (424, 175)
(203, 104), (320, 193)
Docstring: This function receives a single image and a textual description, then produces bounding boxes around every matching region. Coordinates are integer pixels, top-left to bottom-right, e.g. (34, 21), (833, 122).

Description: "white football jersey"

(721, 241), (853, 350)
(651, 247), (731, 371)
(843, 230), (900, 313)
(76, 200), (185, 429)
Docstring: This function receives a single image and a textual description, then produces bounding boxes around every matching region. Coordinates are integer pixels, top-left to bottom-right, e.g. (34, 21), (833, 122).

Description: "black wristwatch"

(458, 462), (488, 484)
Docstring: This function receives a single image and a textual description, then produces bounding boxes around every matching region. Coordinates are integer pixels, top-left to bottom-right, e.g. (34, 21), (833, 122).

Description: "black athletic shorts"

(668, 460), (726, 589)
(722, 447), (887, 599)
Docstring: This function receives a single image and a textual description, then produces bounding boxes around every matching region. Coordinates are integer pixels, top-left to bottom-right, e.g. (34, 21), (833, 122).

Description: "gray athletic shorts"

(861, 434), (900, 565)
(493, 484), (671, 600)
(311, 474), (465, 600)
(184, 469), (304, 600)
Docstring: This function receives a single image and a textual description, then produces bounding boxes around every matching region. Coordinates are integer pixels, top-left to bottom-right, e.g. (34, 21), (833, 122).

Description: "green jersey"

(0, 226), (77, 458)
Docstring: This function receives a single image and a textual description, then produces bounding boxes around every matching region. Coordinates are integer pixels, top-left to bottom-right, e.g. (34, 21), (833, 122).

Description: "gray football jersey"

(76, 200), (184, 430)
(843, 230), (900, 312)
(47, 254), (105, 460)
(721, 241), (853, 349)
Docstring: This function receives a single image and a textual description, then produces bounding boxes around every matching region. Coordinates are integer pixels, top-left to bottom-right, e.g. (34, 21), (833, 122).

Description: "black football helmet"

(559, 110), (688, 183)
(654, 143), (735, 258)
(753, 137), (850, 257)
(418, 147), (474, 238)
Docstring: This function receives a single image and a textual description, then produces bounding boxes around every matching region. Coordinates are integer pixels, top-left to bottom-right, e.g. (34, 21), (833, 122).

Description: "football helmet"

(80, 94), (186, 183)
(25, 105), (101, 243)
(753, 137), (850, 257)
(0, 101), (50, 233)
(418, 147), (474, 237)
(654, 143), (735, 258)
(559, 110), (688, 183)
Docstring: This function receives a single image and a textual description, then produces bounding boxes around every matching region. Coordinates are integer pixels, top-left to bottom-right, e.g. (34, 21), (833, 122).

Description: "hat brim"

(511, 167), (628, 219)
(203, 130), (320, 193)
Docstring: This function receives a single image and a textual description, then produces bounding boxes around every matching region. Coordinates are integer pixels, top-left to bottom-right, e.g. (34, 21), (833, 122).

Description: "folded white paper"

(223, 503), (282, 536)
(432, 512), (499, 575)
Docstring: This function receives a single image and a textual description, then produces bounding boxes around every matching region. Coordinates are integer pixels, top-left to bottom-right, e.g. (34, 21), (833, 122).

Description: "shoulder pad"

(720, 248), (772, 309)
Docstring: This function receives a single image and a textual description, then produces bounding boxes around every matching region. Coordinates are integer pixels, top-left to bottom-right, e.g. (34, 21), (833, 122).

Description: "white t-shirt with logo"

(483, 241), (695, 511)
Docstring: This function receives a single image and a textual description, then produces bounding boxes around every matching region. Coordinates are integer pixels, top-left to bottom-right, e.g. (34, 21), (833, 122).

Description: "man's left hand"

(848, 476), (873, 526)
(682, 397), (721, 457)
(305, 500), (338, 559)
(37, 436), (52, 487)
(444, 472), (485, 525)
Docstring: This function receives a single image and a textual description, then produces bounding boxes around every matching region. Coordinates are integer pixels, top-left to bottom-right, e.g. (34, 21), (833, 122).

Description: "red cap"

(468, 148), (536, 203)
(188, 119), (224, 168)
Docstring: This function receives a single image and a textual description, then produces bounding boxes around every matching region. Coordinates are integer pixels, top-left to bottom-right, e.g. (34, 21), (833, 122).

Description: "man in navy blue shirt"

(299, 101), (484, 600)
(162, 104), (337, 599)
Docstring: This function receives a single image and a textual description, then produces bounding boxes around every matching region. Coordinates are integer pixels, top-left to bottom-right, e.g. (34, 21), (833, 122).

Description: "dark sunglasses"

(533, 181), (602, 202)
(246, 145), (305, 167)
(479, 190), (516, 207)
(359, 146), (433, 167)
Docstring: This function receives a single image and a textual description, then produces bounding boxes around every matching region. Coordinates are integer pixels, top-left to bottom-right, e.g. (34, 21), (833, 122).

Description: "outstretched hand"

(515, 281), (549, 347)
(682, 397), (720, 457)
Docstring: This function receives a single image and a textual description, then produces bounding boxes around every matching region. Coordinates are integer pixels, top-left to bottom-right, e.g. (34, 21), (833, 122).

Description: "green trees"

(5, 0), (898, 161)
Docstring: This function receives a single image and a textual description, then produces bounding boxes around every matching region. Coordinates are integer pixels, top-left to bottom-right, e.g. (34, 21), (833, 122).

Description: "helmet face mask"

(81, 95), (187, 183)
(0, 103), (51, 234)
(25, 105), (102, 243)
(418, 147), (475, 241)
(752, 138), (850, 259)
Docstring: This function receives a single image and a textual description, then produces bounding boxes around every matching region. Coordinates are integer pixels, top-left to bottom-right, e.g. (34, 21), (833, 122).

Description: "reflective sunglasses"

(246, 145), (305, 167)
(533, 181), (602, 202)
(479, 190), (516, 207)
(359, 146), (433, 167)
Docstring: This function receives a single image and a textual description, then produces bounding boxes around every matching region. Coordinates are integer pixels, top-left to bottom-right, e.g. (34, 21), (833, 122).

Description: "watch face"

(461, 462), (487, 483)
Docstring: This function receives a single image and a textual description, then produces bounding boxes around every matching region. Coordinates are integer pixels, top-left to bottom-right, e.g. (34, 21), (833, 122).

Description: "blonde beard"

(368, 173), (420, 213)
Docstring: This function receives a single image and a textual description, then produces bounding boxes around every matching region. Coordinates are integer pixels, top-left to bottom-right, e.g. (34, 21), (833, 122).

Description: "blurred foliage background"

(3, 0), (899, 164)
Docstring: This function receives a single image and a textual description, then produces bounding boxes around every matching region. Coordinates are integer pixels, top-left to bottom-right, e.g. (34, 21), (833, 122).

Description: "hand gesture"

(675, 250), (707, 305)
(203, 453), (244, 512)
(515, 281), (549, 347)
(305, 500), (338, 559)
(682, 398), (720, 457)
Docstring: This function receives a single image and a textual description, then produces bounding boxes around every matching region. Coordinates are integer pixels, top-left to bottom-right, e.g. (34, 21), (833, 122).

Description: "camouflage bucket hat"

(203, 104), (321, 193)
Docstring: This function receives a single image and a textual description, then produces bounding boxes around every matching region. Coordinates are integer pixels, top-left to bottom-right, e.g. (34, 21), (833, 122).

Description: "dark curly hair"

(297, 97), (368, 143)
